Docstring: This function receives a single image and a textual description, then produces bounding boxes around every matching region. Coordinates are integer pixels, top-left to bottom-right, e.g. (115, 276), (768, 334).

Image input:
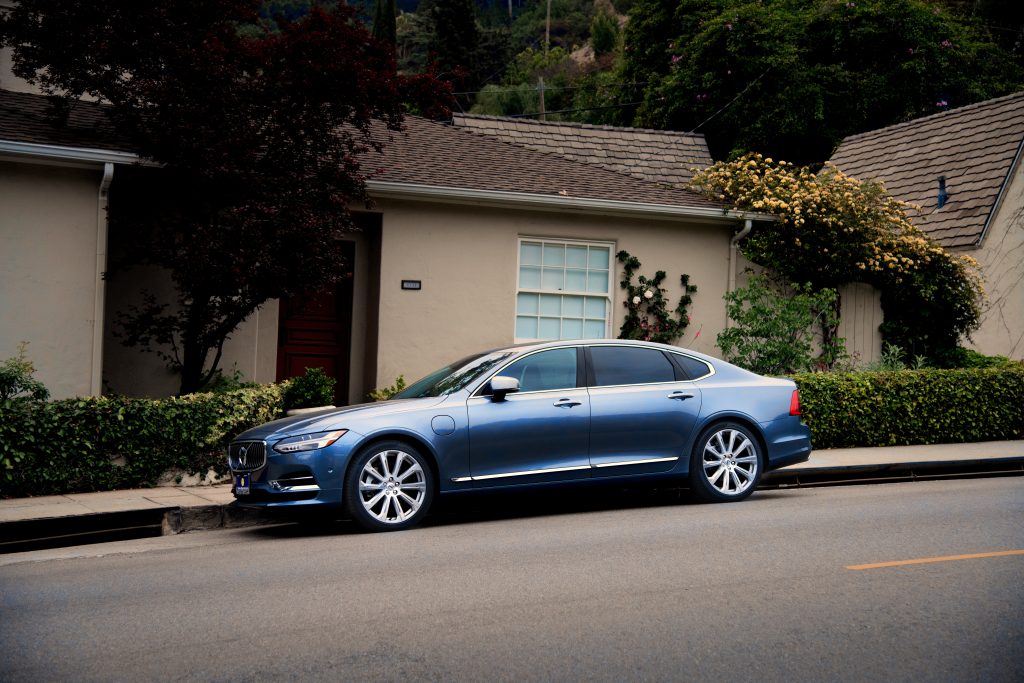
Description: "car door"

(586, 345), (702, 477)
(466, 347), (591, 486)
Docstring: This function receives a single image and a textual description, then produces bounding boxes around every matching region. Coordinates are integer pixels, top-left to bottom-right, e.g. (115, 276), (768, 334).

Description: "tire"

(344, 441), (434, 532)
(689, 422), (763, 503)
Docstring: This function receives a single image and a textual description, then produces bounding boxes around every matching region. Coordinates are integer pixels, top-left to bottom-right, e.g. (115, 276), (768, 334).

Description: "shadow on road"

(243, 484), (792, 540)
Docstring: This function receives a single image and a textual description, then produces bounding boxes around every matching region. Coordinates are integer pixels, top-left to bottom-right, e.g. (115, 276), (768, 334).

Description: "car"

(229, 340), (811, 531)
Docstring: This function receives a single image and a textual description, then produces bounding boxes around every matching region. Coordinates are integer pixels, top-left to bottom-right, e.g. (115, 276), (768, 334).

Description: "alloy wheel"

(702, 428), (759, 496)
(357, 449), (427, 524)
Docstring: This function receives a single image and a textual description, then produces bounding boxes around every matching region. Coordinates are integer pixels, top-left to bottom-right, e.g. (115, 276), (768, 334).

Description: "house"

(1, 85), (768, 402)
(830, 92), (1024, 359)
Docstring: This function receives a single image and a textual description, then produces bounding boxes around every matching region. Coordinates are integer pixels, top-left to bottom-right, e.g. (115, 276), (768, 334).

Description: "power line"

(453, 81), (652, 97)
(688, 68), (770, 133)
(509, 99), (647, 118)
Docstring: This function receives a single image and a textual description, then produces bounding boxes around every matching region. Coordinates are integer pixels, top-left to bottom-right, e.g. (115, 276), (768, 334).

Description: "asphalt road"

(1, 477), (1022, 682)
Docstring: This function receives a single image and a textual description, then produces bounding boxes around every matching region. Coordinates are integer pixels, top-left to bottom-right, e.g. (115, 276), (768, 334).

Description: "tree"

(617, 0), (1023, 163)
(1, 0), (449, 394)
(692, 154), (984, 363)
(372, 0), (398, 45)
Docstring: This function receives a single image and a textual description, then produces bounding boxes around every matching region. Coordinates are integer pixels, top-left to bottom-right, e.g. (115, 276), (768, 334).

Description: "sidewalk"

(2, 440), (1022, 553)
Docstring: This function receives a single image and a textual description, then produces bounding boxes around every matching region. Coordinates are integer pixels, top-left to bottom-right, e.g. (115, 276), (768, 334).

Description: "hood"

(233, 396), (447, 442)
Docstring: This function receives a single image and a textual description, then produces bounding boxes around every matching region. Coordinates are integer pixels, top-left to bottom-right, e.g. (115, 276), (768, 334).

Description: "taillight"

(789, 390), (801, 416)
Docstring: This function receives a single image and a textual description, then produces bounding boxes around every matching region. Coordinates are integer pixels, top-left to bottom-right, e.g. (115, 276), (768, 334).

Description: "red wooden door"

(276, 242), (354, 405)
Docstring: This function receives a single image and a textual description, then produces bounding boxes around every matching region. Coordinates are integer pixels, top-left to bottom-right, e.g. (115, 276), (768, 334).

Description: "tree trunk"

(819, 291), (842, 369)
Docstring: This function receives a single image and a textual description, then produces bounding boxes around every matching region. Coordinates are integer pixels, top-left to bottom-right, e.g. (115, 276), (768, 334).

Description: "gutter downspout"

(726, 218), (753, 328)
(90, 162), (114, 396)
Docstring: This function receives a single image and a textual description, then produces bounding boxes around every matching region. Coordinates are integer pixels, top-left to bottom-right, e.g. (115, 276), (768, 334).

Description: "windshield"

(392, 351), (516, 399)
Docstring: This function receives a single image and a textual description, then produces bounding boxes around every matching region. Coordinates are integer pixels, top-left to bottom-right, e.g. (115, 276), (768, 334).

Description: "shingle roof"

(0, 88), (725, 212)
(830, 92), (1024, 248)
(0, 88), (132, 152)
(369, 116), (724, 210)
(453, 113), (713, 187)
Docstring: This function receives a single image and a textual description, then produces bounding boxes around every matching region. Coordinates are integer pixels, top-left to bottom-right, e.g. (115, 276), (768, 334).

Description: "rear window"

(590, 346), (675, 386)
(672, 353), (713, 380)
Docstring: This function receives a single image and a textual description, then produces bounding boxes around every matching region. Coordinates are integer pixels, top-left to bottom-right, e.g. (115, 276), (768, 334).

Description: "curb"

(762, 455), (1024, 488)
(3, 458), (1022, 554)
(0, 503), (270, 555)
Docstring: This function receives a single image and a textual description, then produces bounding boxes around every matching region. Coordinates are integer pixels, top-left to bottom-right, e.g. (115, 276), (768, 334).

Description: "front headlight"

(272, 430), (348, 454)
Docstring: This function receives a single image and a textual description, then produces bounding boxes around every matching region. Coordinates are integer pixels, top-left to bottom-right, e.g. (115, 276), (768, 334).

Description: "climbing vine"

(616, 250), (697, 344)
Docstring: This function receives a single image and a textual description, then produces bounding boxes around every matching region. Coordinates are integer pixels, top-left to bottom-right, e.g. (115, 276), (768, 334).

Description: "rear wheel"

(690, 422), (762, 503)
(344, 441), (434, 532)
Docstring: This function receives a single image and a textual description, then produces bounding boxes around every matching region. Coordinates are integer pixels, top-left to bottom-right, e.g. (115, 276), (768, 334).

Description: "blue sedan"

(229, 340), (811, 531)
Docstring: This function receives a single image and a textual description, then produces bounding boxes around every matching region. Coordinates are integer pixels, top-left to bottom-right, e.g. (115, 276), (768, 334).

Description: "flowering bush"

(692, 154), (983, 361)
(616, 251), (697, 344)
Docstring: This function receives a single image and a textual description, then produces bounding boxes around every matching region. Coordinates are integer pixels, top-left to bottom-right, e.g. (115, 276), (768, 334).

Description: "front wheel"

(689, 422), (762, 503)
(344, 441), (434, 532)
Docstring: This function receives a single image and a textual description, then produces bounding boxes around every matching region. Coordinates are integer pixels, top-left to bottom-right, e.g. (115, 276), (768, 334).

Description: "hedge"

(793, 366), (1024, 449)
(0, 384), (286, 498)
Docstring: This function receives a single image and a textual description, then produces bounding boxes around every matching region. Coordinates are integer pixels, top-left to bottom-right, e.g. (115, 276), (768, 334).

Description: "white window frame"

(514, 236), (615, 343)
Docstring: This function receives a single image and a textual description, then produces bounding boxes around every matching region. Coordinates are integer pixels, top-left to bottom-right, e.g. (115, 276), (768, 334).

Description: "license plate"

(234, 473), (250, 495)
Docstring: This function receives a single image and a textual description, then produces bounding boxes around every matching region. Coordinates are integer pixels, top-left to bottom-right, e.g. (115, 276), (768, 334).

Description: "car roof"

(496, 339), (717, 362)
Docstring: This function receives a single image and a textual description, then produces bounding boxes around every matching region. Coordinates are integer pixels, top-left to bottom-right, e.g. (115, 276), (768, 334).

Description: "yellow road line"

(847, 549), (1024, 570)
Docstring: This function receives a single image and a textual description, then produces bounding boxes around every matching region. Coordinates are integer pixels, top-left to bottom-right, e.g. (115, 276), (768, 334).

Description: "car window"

(493, 348), (577, 393)
(590, 346), (675, 386)
(672, 353), (713, 380)
(394, 351), (515, 398)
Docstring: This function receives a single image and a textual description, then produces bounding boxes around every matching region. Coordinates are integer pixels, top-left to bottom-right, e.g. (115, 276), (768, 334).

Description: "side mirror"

(488, 376), (520, 402)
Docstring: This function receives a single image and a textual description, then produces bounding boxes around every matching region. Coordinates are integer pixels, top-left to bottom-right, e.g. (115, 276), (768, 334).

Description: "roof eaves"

(0, 138), (151, 166)
(366, 179), (769, 223)
(977, 134), (1024, 248)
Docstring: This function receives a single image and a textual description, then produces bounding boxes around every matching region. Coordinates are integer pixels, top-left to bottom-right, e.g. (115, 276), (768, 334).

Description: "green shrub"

(589, 9), (619, 56)
(283, 367), (335, 410)
(0, 342), (49, 402)
(793, 366), (1024, 449)
(368, 375), (407, 402)
(0, 383), (286, 497)
(718, 275), (845, 375)
(934, 346), (1013, 369)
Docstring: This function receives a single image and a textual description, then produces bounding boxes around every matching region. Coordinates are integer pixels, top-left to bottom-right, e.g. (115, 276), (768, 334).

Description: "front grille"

(229, 441), (267, 471)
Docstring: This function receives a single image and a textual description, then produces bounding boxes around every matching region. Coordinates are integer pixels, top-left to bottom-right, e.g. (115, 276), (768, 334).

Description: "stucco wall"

(968, 166), (1024, 359)
(102, 263), (281, 397)
(371, 199), (735, 387)
(0, 160), (103, 398)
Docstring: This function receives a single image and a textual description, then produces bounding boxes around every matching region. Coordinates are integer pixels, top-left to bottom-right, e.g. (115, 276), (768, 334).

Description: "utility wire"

(509, 99), (647, 118)
(453, 81), (652, 96)
(688, 68), (770, 133)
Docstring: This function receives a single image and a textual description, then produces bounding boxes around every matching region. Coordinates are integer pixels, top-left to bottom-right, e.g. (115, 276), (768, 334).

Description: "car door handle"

(668, 392), (695, 400)
(554, 398), (582, 407)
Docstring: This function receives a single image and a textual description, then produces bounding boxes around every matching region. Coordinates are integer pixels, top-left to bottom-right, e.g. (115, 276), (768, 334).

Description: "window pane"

(516, 292), (538, 315)
(590, 346), (675, 386)
(589, 247), (610, 269)
(566, 245), (588, 268)
(542, 268), (563, 290)
(672, 353), (713, 380)
(519, 266), (541, 289)
(539, 294), (561, 316)
(562, 295), (584, 317)
(584, 319), (606, 337)
(561, 318), (583, 339)
(515, 316), (538, 339)
(538, 317), (560, 339)
(587, 270), (609, 293)
(584, 297), (606, 318)
(565, 269), (586, 291)
(520, 242), (542, 266)
(543, 244), (565, 267)
(498, 348), (577, 392)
